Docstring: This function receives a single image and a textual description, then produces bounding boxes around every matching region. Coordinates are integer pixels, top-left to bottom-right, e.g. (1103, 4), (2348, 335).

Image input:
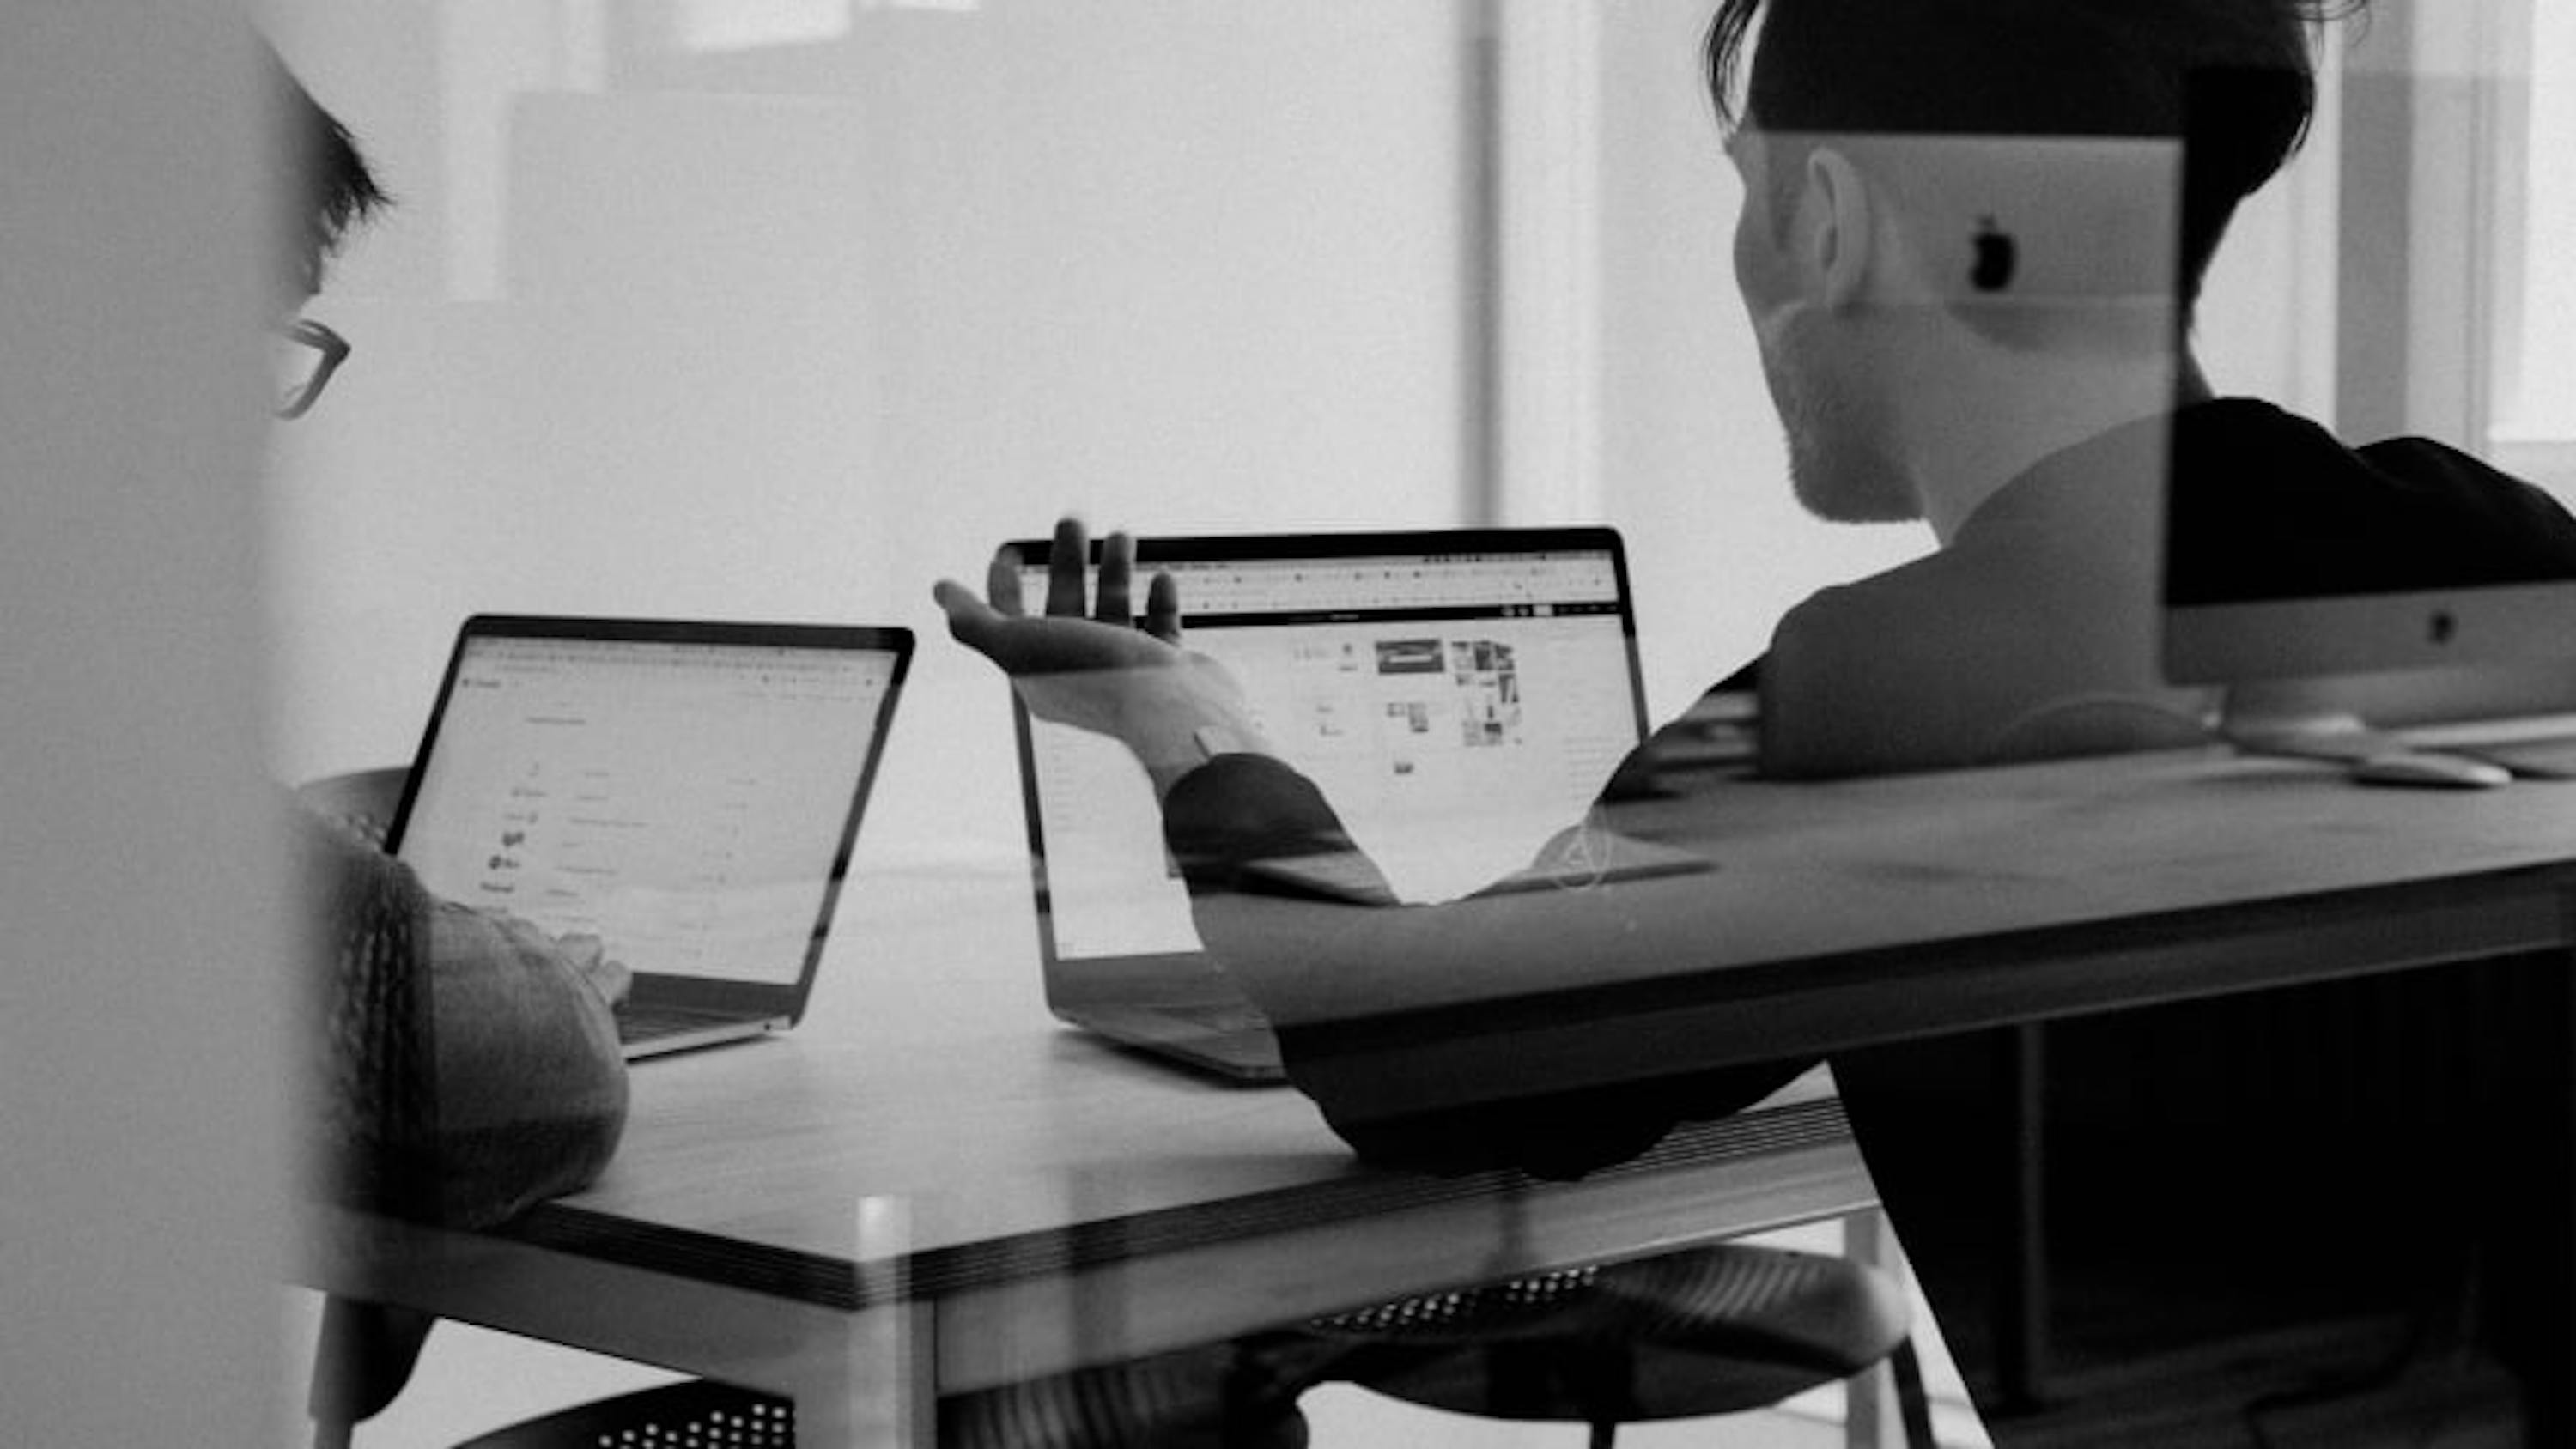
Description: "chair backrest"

(294, 766), (410, 848)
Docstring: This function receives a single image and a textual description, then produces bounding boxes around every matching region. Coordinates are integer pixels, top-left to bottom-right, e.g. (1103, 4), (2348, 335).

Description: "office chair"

(428, 1241), (1929, 1449)
(444, 1343), (1310, 1449)
(1291, 1241), (1935, 1448)
(296, 765), (410, 847)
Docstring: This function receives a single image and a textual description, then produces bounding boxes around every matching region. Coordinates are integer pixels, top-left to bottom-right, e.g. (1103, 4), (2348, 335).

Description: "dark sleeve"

(1163, 755), (1400, 906)
(1161, 735), (1806, 1181)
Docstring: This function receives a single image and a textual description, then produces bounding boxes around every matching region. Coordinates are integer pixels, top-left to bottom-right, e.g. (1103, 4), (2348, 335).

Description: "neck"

(1902, 343), (2201, 546)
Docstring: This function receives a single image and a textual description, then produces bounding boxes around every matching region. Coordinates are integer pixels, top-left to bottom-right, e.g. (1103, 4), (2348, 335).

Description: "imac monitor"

(2160, 64), (2576, 766)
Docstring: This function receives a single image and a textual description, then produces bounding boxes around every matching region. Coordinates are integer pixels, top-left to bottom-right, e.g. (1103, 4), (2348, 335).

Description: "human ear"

(1801, 146), (1872, 311)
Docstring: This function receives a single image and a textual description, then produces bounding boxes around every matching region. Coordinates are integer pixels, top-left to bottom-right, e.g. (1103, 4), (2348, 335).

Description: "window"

(2324, 0), (2574, 497)
(2488, 0), (2576, 487)
(671, 0), (853, 52)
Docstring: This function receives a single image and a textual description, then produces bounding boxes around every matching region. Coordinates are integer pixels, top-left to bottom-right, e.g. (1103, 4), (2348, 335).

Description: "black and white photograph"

(8, 2), (2574, 1445)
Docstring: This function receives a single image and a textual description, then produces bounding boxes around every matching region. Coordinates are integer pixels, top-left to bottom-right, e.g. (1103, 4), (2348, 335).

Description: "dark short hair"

(1704, 0), (2367, 305)
(264, 39), (390, 297)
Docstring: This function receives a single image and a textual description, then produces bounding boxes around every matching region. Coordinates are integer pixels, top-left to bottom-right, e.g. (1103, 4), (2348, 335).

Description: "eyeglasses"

(270, 318), (351, 421)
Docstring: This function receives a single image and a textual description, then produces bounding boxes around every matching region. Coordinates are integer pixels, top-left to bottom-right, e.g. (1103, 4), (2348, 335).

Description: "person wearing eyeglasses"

(273, 317), (349, 422)
(264, 28), (627, 1236)
(263, 41), (632, 1440)
(267, 56), (369, 422)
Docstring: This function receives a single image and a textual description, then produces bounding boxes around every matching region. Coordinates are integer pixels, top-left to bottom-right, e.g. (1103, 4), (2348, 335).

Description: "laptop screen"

(1016, 530), (1646, 962)
(389, 620), (908, 992)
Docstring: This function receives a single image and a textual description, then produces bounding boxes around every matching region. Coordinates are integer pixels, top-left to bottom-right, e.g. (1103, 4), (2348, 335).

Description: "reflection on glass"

(274, 3), (2574, 1447)
(2169, 52), (2576, 743)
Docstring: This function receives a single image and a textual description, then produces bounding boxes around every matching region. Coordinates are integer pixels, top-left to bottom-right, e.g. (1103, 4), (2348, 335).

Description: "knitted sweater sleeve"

(300, 811), (629, 1228)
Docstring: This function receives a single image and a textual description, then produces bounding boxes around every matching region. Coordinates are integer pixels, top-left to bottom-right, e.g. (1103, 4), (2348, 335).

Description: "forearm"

(1162, 754), (1399, 903)
(302, 814), (629, 1228)
(418, 902), (630, 1225)
(1160, 754), (1801, 1179)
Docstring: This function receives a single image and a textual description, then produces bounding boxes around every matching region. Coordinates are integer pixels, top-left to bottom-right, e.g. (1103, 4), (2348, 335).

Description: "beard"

(1754, 306), (1918, 524)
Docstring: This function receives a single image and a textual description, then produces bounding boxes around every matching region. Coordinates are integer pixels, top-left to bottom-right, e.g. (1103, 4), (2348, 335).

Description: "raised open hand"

(934, 518), (1184, 678)
(934, 518), (1273, 798)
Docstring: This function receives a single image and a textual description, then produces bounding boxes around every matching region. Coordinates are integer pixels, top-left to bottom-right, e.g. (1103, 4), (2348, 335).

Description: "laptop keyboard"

(323, 795), (744, 1054)
(615, 1003), (743, 1046)
(1152, 999), (1273, 1036)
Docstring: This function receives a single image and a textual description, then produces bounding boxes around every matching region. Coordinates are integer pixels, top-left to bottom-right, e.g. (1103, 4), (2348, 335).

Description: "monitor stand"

(2216, 673), (2576, 782)
(2215, 680), (2407, 762)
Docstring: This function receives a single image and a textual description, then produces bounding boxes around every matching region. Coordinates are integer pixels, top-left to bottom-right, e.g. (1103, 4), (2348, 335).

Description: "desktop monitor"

(2159, 61), (2576, 744)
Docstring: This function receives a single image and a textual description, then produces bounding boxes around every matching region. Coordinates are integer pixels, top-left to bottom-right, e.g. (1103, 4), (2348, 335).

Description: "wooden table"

(1264, 745), (2576, 1114)
(305, 745), (2576, 1445)
(305, 847), (1876, 1446)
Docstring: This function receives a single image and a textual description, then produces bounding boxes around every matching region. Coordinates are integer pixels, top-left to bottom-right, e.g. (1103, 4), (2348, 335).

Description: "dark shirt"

(1160, 398), (2576, 1418)
(1159, 398), (2576, 1176)
(2169, 398), (2576, 604)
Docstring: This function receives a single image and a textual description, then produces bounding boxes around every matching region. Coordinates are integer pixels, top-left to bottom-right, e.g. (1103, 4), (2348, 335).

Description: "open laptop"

(1007, 528), (1674, 1081)
(383, 615), (912, 1059)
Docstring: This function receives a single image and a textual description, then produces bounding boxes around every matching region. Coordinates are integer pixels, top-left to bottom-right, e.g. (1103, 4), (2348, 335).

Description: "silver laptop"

(1008, 528), (1666, 1082)
(385, 615), (911, 1059)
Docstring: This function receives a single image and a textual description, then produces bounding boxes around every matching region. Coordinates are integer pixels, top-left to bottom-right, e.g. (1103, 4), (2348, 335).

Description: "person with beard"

(937, 0), (2576, 1434)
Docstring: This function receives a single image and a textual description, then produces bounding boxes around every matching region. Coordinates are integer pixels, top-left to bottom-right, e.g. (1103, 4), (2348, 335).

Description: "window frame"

(2336, 0), (2573, 495)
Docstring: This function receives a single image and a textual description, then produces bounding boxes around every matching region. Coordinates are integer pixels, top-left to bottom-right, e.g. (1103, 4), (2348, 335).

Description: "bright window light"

(2497, 2), (2575, 440)
(674, 0), (852, 52)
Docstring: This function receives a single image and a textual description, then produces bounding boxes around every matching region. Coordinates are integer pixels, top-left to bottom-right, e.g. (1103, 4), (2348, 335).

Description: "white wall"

(261, 2), (1492, 925)
(265, 2), (1467, 747)
(1, 10), (288, 1443)
(261, 0), (1955, 789)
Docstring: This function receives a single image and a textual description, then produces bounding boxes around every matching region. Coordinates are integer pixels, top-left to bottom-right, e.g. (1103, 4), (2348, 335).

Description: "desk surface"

(1249, 746), (2576, 1113)
(308, 745), (2576, 1429)
(312, 846), (1872, 1413)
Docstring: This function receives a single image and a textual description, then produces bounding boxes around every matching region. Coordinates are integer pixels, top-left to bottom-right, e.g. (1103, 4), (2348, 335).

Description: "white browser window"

(1024, 549), (1641, 958)
(398, 636), (898, 985)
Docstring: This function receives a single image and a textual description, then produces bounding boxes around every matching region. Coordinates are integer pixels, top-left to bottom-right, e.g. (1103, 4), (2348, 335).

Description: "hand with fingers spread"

(934, 517), (1276, 801)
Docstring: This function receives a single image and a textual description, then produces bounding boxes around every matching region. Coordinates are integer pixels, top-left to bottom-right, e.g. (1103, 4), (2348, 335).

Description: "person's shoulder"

(2193, 396), (2545, 506)
(2174, 397), (2354, 482)
(1771, 540), (2020, 649)
(289, 796), (444, 960)
(2359, 430), (2569, 515)
(292, 797), (401, 882)
(1756, 566), (2000, 778)
(2179, 394), (2576, 594)
(2237, 396), (2576, 550)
